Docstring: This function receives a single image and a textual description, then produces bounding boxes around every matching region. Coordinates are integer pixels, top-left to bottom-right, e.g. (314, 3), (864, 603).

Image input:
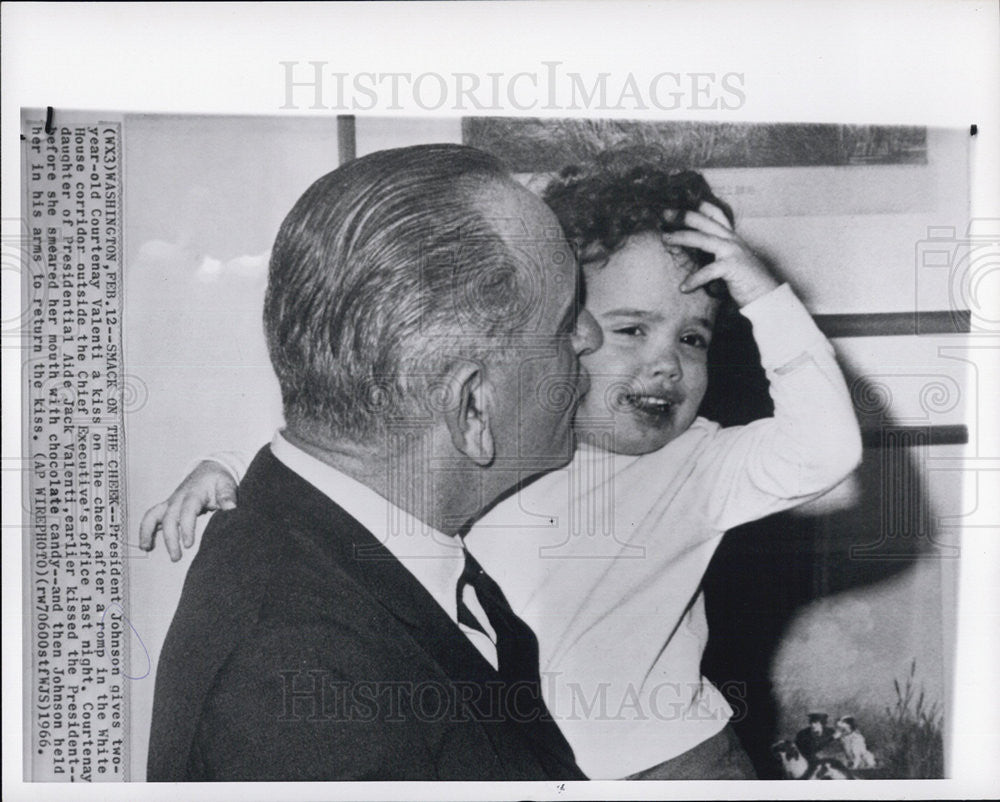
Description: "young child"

(141, 156), (862, 779)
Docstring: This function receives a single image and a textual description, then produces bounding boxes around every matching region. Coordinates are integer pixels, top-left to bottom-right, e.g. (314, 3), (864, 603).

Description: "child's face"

(574, 232), (719, 455)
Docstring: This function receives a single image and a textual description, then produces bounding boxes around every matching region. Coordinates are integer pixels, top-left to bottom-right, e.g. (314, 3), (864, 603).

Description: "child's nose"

(650, 347), (682, 382)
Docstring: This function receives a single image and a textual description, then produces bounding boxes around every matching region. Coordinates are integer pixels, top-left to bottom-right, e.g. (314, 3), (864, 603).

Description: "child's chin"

(572, 417), (679, 455)
(616, 435), (675, 456)
(609, 425), (677, 456)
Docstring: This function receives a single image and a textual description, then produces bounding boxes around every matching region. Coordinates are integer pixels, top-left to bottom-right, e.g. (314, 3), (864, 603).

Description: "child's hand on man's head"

(662, 202), (779, 308)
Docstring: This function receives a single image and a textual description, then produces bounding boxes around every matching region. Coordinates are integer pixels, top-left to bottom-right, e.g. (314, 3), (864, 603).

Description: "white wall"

(123, 114), (342, 778)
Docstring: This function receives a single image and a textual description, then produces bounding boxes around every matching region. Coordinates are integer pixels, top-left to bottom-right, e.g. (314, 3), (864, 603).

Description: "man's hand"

(663, 202), (779, 307)
(139, 460), (239, 561)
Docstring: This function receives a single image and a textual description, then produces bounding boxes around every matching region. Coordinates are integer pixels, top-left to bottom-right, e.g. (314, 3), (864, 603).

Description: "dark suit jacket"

(147, 447), (584, 781)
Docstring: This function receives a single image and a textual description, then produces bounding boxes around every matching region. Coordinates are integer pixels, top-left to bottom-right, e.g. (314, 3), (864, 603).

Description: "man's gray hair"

(264, 143), (542, 442)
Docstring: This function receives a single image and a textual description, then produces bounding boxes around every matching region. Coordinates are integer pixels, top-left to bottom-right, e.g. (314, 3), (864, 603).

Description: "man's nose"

(571, 309), (602, 356)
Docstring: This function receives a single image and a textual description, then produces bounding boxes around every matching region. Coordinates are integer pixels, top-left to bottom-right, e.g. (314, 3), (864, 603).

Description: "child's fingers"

(138, 501), (168, 551)
(216, 475), (238, 510)
(697, 202), (733, 231)
(178, 493), (205, 549)
(680, 262), (727, 293)
(662, 229), (723, 256)
(681, 209), (734, 239)
(161, 511), (183, 562)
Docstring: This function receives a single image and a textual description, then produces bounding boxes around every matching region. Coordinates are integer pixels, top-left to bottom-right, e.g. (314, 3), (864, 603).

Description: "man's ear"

(443, 361), (495, 467)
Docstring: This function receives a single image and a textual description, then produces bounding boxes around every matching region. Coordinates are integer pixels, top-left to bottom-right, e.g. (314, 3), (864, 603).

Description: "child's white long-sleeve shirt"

(468, 283), (862, 778)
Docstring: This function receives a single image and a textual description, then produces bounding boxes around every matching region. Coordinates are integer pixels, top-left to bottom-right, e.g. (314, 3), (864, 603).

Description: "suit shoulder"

(191, 504), (399, 645)
(173, 505), (286, 620)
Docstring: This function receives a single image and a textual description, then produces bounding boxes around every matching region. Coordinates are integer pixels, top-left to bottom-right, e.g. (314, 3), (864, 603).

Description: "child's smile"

(619, 384), (685, 421)
(573, 232), (719, 455)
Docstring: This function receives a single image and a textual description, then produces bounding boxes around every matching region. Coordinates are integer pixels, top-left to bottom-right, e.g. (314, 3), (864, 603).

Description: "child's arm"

(138, 455), (243, 561)
(666, 204), (863, 530)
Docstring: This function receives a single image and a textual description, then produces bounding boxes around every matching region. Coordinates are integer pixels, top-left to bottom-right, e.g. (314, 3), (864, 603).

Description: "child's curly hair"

(541, 147), (735, 305)
(543, 148), (771, 424)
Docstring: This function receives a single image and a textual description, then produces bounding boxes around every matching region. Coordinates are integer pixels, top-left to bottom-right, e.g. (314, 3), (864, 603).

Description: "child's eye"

(612, 325), (643, 337)
(681, 332), (709, 349)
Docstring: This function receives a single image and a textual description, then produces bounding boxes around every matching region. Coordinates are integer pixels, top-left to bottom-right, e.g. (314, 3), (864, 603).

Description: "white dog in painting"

(834, 715), (877, 769)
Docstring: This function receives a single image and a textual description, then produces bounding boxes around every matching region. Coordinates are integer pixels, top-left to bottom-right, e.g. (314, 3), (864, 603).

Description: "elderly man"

(146, 144), (600, 781)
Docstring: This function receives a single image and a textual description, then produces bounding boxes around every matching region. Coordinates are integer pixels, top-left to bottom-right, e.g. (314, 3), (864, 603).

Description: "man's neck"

(282, 426), (479, 537)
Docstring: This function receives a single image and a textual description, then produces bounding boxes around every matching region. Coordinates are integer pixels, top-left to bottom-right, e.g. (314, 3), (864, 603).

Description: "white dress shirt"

(269, 432), (498, 669)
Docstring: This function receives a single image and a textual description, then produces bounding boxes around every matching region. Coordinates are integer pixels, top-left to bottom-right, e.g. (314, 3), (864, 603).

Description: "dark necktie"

(456, 548), (583, 776)
(456, 549), (543, 686)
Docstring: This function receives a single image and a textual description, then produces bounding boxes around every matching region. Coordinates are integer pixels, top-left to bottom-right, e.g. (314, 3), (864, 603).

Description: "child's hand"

(138, 460), (238, 561)
(663, 202), (779, 307)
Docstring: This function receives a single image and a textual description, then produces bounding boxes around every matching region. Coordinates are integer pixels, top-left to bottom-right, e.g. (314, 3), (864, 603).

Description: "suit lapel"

(241, 448), (582, 777)
(243, 448), (484, 651)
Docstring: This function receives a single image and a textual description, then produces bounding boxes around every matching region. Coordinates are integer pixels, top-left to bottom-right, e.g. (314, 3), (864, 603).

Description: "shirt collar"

(269, 431), (465, 621)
